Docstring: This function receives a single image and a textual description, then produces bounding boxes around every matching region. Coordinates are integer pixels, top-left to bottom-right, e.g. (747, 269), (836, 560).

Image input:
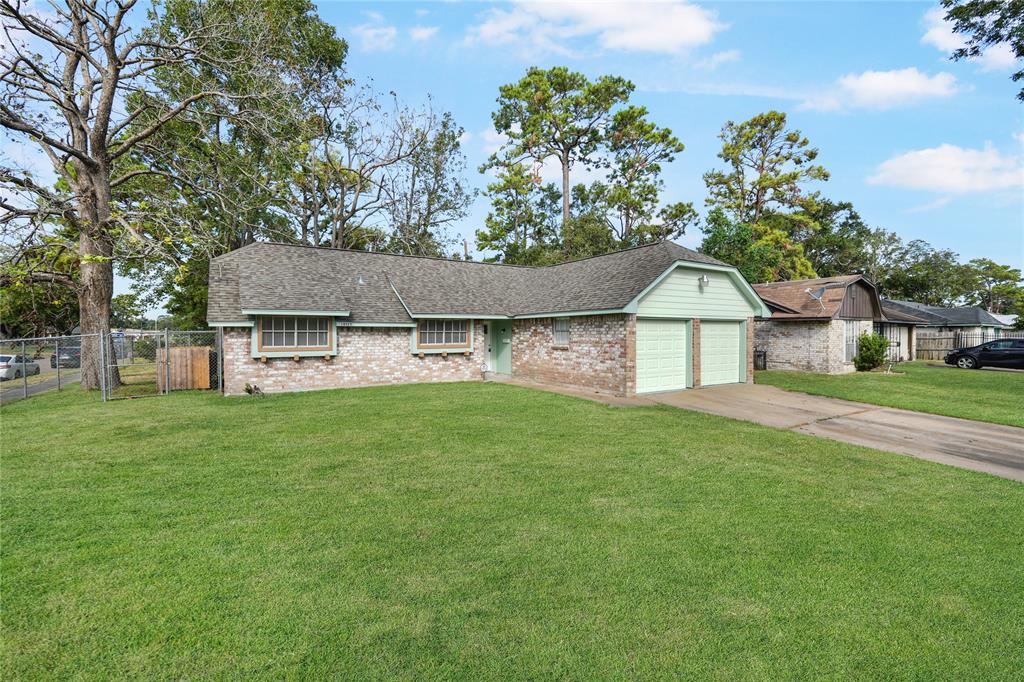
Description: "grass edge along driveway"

(3, 382), (1023, 679)
(756, 361), (1024, 428)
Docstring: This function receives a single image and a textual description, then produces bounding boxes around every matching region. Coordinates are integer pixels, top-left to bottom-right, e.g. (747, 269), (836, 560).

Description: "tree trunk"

(561, 151), (570, 229)
(78, 231), (119, 390)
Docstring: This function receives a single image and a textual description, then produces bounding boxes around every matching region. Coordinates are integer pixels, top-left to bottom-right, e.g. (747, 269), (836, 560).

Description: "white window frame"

(417, 319), (470, 348)
(258, 316), (332, 351)
(552, 318), (570, 347)
(844, 320), (859, 362)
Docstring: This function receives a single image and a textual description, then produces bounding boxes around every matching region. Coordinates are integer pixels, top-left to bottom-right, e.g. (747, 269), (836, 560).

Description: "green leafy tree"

(0, 282), (79, 338)
(476, 163), (559, 264)
(698, 208), (817, 283)
(0, 0), (345, 388)
(962, 259), (1023, 312)
(110, 294), (147, 329)
(603, 106), (693, 245)
(878, 241), (972, 305)
(941, 0), (1024, 100)
(704, 111), (829, 225)
(487, 67), (633, 228)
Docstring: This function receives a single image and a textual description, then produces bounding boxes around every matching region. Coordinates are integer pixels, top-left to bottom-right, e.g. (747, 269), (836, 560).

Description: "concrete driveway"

(650, 384), (1024, 482)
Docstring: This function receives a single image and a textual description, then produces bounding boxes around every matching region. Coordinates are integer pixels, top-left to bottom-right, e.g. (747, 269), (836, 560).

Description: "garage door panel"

(700, 321), (742, 386)
(636, 319), (687, 393)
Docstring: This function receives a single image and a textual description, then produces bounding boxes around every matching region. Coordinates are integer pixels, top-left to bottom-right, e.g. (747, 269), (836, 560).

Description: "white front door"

(700, 321), (743, 386)
(636, 319), (688, 393)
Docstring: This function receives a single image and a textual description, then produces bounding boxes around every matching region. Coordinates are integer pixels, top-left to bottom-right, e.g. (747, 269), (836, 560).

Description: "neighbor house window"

(417, 319), (469, 347)
(259, 317), (331, 350)
(844, 320), (859, 362)
(552, 318), (570, 347)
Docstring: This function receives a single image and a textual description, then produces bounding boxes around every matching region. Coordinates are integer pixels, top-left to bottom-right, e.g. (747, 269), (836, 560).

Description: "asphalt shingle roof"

(883, 299), (1008, 327)
(207, 241), (727, 323)
(752, 275), (864, 320)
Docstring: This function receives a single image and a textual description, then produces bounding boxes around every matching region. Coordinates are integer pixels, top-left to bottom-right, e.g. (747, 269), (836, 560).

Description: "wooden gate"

(157, 347), (212, 391)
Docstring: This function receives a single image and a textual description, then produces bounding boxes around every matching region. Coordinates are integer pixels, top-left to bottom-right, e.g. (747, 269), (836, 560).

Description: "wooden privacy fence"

(156, 346), (212, 391)
(916, 331), (1024, 360)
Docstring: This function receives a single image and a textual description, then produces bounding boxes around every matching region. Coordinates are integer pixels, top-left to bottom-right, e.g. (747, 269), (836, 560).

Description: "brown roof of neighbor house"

(753, 275), (866, 320)
(206, 240), (730, 324)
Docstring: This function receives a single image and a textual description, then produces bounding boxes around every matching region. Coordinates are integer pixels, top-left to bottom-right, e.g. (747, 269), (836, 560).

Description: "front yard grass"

(756, 360), (1024, 428)
(2, 383), (1023, 679)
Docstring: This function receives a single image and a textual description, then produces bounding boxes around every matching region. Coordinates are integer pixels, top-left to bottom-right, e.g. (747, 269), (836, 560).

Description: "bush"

(854, 332), (889, 371)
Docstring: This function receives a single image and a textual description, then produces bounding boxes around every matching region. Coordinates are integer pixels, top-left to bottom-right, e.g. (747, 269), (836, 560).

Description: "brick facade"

(511, 314), (635, 395)
(222, 323), (486, 396)
(754, 318), (872, 374)
(691, 319), (701, 388)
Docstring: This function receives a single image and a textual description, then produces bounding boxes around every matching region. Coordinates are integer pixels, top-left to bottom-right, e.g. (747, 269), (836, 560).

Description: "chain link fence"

(103, 330), (221, 400)
(0, 334), (94, 404)
(0, 330), (221, 404)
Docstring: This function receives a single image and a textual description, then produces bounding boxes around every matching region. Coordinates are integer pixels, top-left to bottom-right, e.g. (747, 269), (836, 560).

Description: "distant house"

(882, 300), (1009, 341)
(206, 241), (771, 396)
(753, 275), (923, 374)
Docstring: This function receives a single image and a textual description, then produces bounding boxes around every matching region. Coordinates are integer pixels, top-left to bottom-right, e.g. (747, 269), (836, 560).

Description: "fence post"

(55, 337), (61, 390)
(164, 328), (171, 395)
(20, 340), (27, 400)
(99, 332), (108, 401)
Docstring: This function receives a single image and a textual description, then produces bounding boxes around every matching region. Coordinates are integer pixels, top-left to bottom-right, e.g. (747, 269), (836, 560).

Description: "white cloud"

(922, 7), (1018, 72)
(409, 25), (439, 42)
(903, 196), (952, 214)
(352, 23), (397, 52)
(868, 143), (1023, 194)
(480, 127), (508, 155)
(802, 68), (958, 111)
(466, 1), (725, 57)
(694, 49), (741, 70)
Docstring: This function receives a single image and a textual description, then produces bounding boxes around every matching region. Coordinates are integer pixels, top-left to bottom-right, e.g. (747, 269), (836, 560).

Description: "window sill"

(413, 348), (472, 355)
(252, 349), (337, 359)
(551, 345), (570, 350)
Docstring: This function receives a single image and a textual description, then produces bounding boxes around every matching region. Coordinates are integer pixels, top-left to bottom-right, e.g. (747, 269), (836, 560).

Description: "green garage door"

(636, 319), (688, 393)
(700, 321), (743, 386)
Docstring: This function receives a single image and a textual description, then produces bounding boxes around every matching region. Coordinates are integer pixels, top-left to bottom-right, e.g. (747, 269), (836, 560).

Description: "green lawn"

(2, 383), (1022, 679)
(755, 361), (1024, 428)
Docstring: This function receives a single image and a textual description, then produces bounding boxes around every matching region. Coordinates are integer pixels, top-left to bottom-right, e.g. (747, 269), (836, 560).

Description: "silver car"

(0, 354), (41, 380)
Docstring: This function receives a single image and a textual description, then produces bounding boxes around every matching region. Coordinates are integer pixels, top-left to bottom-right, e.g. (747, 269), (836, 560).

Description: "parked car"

(0, 355), (41, 380)
(50, 346), (82, 368)
(945, 339), (1024, 370)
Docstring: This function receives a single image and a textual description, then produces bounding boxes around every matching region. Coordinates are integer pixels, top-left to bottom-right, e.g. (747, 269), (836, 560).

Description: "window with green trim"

(417, 320), (469, 347)
(258, 317), (331, 351)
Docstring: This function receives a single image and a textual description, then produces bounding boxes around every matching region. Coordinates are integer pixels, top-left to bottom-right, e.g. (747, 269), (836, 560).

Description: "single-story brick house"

(753, 275), (923, 373)
(206, 241), (771, 396)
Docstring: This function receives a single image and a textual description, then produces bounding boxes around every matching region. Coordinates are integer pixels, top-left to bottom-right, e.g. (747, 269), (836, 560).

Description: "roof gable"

(752, 275), (882, 320)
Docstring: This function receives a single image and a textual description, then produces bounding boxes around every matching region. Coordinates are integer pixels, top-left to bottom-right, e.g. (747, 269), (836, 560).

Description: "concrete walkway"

(650, 384), (1024, 482)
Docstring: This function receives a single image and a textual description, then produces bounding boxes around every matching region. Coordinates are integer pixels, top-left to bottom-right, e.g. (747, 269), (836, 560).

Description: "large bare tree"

(0, 0), (288, 387)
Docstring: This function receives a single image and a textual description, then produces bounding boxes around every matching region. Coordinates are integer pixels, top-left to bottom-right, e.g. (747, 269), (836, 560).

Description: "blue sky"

(314, 0), (1023, 270)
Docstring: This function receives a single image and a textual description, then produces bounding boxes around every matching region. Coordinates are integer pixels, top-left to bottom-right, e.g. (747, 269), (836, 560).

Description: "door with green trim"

(491, 321), (512, 374)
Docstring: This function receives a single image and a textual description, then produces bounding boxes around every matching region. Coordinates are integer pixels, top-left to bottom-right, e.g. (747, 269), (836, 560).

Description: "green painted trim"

(626, 261), (772, 318)
(337, 321), (417, 328)
(512, 308), (626, 320)
(409, 321), (476, 354)
(686, 319), (694, 389)
(242, 308), (350, 317)
(738, 319), (748, 383)
(208, 320), (254, 327)
(250, 318), (339, 358)
(414, 313), (504, 320)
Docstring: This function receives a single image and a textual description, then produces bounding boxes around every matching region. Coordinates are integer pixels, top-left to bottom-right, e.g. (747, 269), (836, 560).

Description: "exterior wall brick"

(222, 323), (486, 395)
(691, 319), (701, 388)
(511, 314), (634, 395)
(754, 318), (873, 374)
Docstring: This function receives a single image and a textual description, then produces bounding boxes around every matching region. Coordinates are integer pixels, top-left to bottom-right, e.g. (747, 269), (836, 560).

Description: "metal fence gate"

(102, 329), (222, 400)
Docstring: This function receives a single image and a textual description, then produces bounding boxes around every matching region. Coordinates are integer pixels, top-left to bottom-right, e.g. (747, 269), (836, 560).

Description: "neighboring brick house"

(753, 275), (923, 374)
(206, 241), (770, 396)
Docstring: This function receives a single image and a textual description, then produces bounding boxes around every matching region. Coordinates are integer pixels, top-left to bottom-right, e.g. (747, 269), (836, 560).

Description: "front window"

(552, 318), (570, 346)
(844, 320), (859, 362)
(417, 320), (469, 347)
(259, 317), (331, 350)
